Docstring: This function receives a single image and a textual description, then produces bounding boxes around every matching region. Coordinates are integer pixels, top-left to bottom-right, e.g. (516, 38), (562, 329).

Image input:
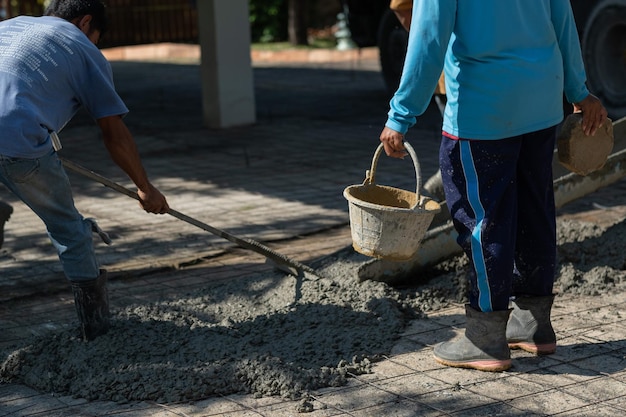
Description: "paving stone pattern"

(1, 45), (626, 416)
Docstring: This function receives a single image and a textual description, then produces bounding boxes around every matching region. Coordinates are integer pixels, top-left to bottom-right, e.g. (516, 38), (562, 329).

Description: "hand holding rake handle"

(60, 158), (321, 279)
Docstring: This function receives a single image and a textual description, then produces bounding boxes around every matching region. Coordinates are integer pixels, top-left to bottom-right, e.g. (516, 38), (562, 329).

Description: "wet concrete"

(1, 44), (626, 416)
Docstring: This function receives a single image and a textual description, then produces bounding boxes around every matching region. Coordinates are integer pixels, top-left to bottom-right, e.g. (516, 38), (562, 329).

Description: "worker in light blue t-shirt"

(380, 0), (607, 372)
(0, 0), (170, 341)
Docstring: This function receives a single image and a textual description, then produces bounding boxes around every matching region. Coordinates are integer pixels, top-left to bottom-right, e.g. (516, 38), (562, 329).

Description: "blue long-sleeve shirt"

(386, 0), (589, 140)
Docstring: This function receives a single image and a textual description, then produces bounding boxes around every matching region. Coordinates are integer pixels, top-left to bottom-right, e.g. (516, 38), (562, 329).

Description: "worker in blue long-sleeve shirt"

(380, 0), (607, 372)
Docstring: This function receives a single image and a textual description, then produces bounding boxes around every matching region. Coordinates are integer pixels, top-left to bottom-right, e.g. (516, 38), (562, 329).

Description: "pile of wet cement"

(1, 216), (625, 403)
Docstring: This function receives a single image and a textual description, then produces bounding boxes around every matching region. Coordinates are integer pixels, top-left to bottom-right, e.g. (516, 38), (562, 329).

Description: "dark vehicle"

(343, 0), (626, 120)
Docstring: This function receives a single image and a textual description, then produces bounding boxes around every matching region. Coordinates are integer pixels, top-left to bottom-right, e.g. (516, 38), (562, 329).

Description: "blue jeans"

(0, 150), (99, 282)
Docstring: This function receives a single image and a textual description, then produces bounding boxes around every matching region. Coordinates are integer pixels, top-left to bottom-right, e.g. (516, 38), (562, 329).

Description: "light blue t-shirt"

(386, 0), (589, 140)
(0, 15), (128, 158)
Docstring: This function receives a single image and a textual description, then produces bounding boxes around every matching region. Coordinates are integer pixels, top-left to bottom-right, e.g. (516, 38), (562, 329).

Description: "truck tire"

(377, 9), (409, 96)
(582, 0), (626, 119)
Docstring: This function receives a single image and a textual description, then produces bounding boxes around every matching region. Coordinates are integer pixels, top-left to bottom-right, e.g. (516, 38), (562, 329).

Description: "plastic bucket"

(343, 142), (440, 261)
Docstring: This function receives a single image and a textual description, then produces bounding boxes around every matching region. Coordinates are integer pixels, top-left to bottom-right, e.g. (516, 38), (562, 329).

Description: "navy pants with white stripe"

(439, 126), (557, 312)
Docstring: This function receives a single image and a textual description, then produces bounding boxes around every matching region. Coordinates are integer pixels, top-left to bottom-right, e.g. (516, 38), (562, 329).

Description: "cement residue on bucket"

(344, 142), (441, 261)
(1, 216), (625, 403)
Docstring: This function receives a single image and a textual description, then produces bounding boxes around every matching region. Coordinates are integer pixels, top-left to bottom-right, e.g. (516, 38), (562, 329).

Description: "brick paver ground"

(1, 44), (626, 417)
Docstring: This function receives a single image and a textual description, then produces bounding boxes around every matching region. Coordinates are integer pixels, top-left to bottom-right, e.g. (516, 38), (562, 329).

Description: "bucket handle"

(365, 141), (423, 209)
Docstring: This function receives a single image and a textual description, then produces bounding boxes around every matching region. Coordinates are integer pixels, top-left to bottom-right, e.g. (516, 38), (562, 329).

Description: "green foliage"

(249, 0), (288, 43)
(6, 0), (47, 17)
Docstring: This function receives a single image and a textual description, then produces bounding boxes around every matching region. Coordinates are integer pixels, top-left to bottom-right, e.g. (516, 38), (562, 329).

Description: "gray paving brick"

(1, 44), (626, 417)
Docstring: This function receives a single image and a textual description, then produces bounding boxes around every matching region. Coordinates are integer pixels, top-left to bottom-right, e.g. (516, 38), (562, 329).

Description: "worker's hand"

(380, 126), (407, 158)
(137, 184), (169, 214)
(573, 94), (608, 136)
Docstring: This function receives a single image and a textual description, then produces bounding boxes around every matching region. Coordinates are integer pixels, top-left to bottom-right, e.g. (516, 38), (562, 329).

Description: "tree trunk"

(288, 0), (309, 46)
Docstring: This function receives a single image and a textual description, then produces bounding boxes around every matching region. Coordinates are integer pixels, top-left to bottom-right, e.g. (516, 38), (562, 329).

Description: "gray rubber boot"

(507, 295), (556, 355)
(71, 270), (110, 342)
(433, 305), (512, 372)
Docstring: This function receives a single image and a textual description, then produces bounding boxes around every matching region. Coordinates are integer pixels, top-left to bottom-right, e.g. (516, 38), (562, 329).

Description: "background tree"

(249, 0), (340, 46)
(249, 0), (288, 43)
(288, 0), (309, 45)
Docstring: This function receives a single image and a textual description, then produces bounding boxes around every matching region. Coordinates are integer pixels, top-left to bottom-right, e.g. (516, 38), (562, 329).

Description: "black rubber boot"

(71, 270), (110, 341)
(433, 305), (512, 372)
(0, 202), (13, 249)
(507, 295), (556, 355)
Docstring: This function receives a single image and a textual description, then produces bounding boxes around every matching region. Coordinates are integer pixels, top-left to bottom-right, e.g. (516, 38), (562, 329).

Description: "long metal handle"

(60, 158), (320, 278)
